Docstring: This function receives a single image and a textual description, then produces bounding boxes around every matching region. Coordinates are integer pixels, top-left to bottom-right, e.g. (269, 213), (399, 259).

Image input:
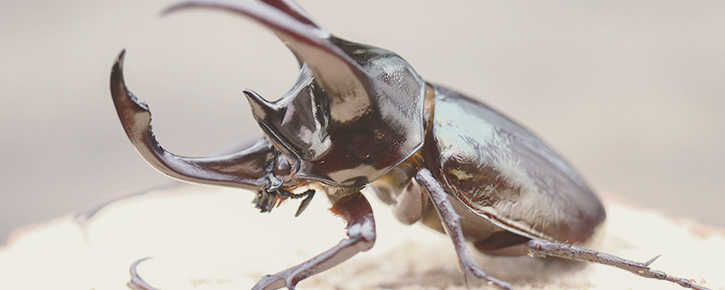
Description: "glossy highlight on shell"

(109, 1), (711, 289)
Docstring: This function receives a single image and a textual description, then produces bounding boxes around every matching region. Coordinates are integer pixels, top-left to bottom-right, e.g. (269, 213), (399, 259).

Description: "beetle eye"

(274, 154), (292, 177)
(351, 134), (372, 161)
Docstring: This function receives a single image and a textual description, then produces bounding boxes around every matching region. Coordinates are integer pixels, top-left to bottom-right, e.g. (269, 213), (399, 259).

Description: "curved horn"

(110, 50), (275, 190)
(158, 0), (426, 187)
(249, 0), (327, 34)
(163, 0), (372, 123)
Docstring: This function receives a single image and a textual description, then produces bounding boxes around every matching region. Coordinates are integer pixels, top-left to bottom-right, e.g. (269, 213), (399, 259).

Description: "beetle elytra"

(110, 1), (710, 289)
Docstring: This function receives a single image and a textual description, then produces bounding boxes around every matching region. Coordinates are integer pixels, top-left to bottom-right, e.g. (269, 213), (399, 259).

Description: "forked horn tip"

(109, 50), (152, 131)
(111, 49), (127, 82)
(115, 49), (126, 67)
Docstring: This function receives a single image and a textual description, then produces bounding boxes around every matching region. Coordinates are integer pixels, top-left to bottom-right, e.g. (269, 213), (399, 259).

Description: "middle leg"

(415, 168), (513, 290)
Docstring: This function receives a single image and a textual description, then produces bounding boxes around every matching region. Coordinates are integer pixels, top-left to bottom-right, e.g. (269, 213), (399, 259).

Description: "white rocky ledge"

(1, 185), (722, 290)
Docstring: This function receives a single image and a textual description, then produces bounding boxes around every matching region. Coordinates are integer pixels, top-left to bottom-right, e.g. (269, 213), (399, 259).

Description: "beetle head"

(167, 0), (426, 187)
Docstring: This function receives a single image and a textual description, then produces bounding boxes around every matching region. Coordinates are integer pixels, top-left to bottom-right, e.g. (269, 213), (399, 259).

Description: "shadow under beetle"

(109, 0), (709, 289)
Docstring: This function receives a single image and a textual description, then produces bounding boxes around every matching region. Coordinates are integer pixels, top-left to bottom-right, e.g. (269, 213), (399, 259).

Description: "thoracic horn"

(164, 0), (427, 187)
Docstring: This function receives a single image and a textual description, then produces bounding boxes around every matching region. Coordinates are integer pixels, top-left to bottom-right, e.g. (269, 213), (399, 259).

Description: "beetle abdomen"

(428, 85), (606, 245)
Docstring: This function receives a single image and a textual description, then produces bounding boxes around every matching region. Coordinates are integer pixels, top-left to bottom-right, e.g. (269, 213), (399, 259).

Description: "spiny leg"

(252, 191), (376, 290)
(527, 239), (711, 290)
(126, 191), (375, 290)
(415, 168), (513, 290)
(415, 166), (709, 290)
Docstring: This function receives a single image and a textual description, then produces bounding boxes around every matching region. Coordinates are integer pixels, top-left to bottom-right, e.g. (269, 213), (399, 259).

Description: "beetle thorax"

(245, 39), (427, 188)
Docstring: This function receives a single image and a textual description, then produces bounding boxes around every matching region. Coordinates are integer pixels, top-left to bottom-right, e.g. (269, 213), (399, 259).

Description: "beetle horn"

(110, 50), (277, 190)
(164, 0), (427, 187)
(164, 0), (373, 123)
(243, 88), (280, 121)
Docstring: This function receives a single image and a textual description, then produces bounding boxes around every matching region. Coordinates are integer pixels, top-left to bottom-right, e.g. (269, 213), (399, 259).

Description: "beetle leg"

(127, 258), (156, 290)
(415, 168), (513, 290)
(124, 192), (375, 290)
(527, 240), (711, 290)
(251, 191), (375, 290)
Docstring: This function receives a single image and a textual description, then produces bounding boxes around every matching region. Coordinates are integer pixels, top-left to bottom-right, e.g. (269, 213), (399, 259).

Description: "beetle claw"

(127, 258), (159, 290)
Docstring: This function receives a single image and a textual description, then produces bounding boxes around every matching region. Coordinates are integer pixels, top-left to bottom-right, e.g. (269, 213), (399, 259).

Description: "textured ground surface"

(1, 185), (723, 290)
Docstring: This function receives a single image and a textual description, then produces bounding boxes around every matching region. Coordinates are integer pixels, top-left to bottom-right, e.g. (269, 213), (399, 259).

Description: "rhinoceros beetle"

(110, 1), (709, 289)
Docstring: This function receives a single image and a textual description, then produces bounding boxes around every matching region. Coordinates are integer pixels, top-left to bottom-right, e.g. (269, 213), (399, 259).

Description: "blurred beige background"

(1, 0), (723, 243)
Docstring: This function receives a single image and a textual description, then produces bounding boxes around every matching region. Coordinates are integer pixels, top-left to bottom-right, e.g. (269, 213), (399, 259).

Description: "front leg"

(127, 190), (375, 290)
(252, 191), (376, 290)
